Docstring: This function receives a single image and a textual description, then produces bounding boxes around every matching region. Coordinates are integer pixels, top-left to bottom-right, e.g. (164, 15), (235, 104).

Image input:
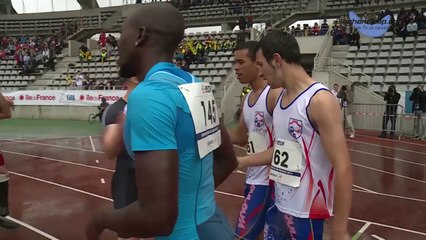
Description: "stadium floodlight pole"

(51, 0), (54, 12)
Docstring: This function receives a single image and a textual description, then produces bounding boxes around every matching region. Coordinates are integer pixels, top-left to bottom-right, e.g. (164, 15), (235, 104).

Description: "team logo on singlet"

(254, 111), (265, 128)
(288, 118), (303, 139)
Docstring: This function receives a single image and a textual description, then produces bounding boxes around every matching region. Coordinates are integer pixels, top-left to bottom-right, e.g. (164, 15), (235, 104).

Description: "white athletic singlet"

(243, 85), (274, 186)
(271, 82), (334, 219)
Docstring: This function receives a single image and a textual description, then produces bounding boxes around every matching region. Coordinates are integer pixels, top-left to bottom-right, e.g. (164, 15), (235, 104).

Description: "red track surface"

(0, 134), (425, 240)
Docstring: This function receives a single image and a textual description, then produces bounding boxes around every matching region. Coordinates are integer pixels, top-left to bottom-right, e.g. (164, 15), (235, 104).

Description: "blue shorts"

(264, 205), (325, 240)
(235, 183), (274, 240)
(197, 207), (234, 240)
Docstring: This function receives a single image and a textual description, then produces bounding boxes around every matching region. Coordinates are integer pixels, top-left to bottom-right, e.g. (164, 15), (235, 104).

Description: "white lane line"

(353, 163), (426, 184)
(348, 139), (426, 155)
(1, 139), (104, 154)
(352, 184), (377, 193)
(10, 171), (113, 202)
(356, 134), (426, 147)
(5, 216), (60, 240)
(352, 189), (426, 203)
(371, 234), (386, 240)
(353, 222), (371, 239)
(89, 136), (96, 152)
(349, 217), (426, 236)
(2, 150), (114, 173)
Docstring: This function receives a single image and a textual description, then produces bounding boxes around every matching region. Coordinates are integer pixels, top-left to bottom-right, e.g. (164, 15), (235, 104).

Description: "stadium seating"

(342, 31), (426, 90)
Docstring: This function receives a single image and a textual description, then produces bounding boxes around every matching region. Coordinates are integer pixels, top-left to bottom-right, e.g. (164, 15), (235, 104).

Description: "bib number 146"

(200, 100), (217, 126)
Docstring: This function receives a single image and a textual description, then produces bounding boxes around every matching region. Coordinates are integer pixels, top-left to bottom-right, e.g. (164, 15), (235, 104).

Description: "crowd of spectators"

(0, 19), (80, 77)
(285, 6), (426, 48)
(174, 36), (237, 70)
(64, 69), (120, 90)
(0, 35), (63, 74)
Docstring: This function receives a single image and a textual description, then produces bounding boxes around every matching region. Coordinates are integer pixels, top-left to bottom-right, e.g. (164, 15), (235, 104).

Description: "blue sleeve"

(127, 87), (177, 152)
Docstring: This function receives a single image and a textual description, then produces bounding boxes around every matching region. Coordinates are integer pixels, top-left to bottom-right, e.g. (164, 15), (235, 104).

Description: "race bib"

(269, 139), (304, 187)
(179, 82), (221, 158)
(247, 132), (267, 155)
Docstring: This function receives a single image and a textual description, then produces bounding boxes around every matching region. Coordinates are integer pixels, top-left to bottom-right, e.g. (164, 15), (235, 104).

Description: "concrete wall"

(296, 36), (326, 54)
(87, 38), (99, 50)
(222, 79), (245, 125)
(68, 40), (84, 57)
(11, 105), (98, 120)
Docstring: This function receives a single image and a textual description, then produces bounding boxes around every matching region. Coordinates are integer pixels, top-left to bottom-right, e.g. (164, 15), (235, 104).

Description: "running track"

(0, 133), (424, 240)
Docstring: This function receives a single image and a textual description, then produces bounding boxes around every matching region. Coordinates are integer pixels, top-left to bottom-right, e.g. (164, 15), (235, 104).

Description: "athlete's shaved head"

(118, 2), (185, 79)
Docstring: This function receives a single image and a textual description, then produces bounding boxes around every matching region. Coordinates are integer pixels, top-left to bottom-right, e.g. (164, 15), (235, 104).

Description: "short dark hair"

(257, 31), (301, 65)
(235, 41), (258, 62)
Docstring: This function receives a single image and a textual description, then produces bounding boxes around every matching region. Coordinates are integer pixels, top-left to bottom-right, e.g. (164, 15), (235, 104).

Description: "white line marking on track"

(2, 150), (114, 172)
(349, 217), (426, 236)
(100, 178), (105, 184)
(352, 189), (426, 203)
(356, 222), (372, 235)
(353, 163), (426, 184)
(233, 144), (425, 167)
(95, 160), (100, 164)
(348, 139), (426, 155)
(215, 190), (244, 199)
(10, 170), (242, 202)
(9, 169), (426, 237)
(10, 171), (113, 202)
(352, 184), (377, 193)
(371, 234), (386, 240)
(89, 136), (96, 152)
(356, 134), (426, 147)
(2, 139), (104, 153)
(5, 216), (60, 240)
(350, 148), (426, 167)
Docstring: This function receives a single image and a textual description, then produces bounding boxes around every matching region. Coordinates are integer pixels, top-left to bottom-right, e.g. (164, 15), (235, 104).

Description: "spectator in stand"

(410, 85), (424, 140)
(48, 43), (56, 71)
(239, 16), (247, 31)
(379, 85), (401, 139)
(99, 32), (106, 48)
(349, 29), (360, 50)
(406, 18), (418, 37)
(311, 22), (320, 35)
(79, 44), (88, 63)
(337, 84), (356, 138)
(107, 34), (118, 49)
(100, 48), (108, 63)
(320, 19), (329, 35)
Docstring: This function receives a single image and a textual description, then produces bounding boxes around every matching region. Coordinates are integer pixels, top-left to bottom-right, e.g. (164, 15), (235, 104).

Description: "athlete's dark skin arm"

(86, 150), (178, 239)
(213, 122), (238, 187)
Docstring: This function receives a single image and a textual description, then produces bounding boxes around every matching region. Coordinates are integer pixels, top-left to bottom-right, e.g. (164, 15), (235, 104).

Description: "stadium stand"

(336, 6), (426, 93)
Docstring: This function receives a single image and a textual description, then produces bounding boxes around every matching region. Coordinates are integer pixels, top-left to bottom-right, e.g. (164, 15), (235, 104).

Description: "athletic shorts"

(264, 205), (325, 240)
(111, 168), (138, 209)
(197, 207), (234, 240)
(235, 183), (274, 240)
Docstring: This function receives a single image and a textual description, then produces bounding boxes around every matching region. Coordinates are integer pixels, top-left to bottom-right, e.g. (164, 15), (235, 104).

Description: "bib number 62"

(273, 149), (289, 168)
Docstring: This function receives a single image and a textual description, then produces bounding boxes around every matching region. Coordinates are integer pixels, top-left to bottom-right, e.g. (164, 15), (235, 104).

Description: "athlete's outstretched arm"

(0, 93), (11, 119)
(308, 90), (352, 240)
(237, 147), (273, 167)
(213, 122), (238, 187)
(227, 95), (249, 146)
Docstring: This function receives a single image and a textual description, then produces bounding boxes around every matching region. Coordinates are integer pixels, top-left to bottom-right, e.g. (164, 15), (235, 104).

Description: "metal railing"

(350, 103), (404, 139)
(313, 28), (332, 70)
(315, 57), (388, 96)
